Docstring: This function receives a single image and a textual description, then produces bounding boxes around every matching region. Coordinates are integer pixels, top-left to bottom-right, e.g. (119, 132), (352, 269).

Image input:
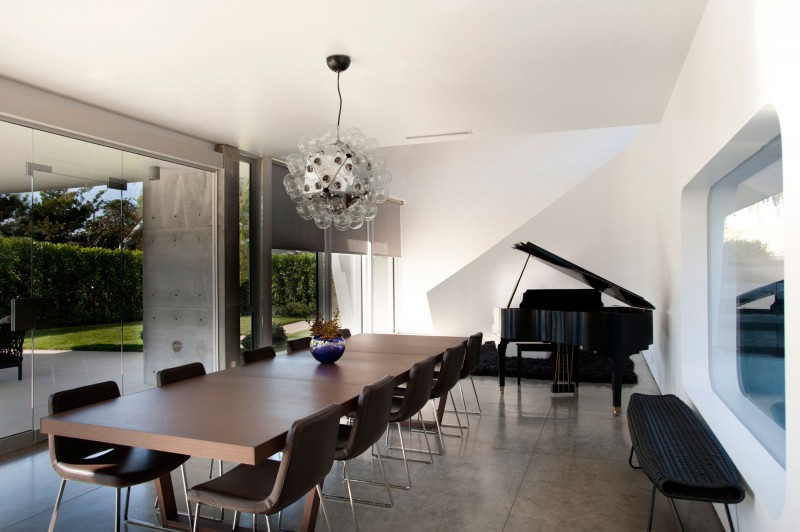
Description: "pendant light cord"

(337, 71), (343, 127)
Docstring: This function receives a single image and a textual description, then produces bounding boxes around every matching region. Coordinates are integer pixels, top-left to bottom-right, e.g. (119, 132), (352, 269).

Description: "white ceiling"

(0, 1), (707, 157)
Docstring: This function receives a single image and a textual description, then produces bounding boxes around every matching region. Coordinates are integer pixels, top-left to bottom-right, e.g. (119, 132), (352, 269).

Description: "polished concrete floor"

(0, 354), (724, 531)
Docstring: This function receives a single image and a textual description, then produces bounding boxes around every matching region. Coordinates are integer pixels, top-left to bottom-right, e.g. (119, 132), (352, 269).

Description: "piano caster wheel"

(613, 407), (621, 416)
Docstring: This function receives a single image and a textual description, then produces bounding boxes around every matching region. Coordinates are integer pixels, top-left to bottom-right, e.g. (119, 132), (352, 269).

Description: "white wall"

(399, 0), (800, 529)
(383, 126), (638, 333)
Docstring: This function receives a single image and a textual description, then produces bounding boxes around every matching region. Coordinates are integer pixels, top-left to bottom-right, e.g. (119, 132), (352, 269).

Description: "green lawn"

(23, 322), (144, 351)
(23, 316), (309, 352)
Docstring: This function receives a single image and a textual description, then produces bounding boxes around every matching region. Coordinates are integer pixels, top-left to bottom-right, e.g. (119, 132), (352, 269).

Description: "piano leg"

(498, 339), (509, 393)
(611, 355), (626, 416)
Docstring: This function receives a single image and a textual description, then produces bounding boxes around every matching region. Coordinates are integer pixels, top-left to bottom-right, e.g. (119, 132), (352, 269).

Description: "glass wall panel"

(0, 120), (34, 440)
(272, 250), (316, 352)
(239, 161), (252, 352)
(0, 119), (217, 449)
(372, 255), (395, 333)
(708, 136), (784, 465)
(331, 253), (362, 334)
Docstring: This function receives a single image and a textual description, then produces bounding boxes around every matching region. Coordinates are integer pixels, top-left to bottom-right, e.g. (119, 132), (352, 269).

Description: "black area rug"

(473, 341), (637, 384)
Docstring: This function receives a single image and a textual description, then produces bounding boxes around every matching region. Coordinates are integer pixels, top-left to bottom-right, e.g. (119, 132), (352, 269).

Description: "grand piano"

(492, 242), (654, 415)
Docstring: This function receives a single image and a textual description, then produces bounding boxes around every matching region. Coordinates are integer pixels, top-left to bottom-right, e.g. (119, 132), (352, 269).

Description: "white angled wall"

(383, 126), (638, 333)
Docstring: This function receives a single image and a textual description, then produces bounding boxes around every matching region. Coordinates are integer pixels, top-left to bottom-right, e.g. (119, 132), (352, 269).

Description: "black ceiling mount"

(326, 54), (351, 73)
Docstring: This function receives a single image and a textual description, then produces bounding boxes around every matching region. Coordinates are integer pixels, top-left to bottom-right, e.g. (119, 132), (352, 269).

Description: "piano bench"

(515, 343), (554, 385)
(626, 393), (745, 531)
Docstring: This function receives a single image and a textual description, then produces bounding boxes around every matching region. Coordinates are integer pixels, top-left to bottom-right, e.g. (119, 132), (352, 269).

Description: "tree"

(2, 188), (102, 245)
(84, 198), (143, 249)
(0, 193), (31, 237)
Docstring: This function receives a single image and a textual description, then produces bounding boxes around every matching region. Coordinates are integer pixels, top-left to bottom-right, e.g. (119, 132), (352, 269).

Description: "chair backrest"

(48, 381), (121, 462)
(430, 344), (466, 400)
(241, 346), (276, 365)
(340, 328), (352, 338)
(338, 375), (396, 459)
(390, 356), (437, 424)
(460, 332), (483, 379)
(286, 336), (311, 354)
(157, 362), (206, 386)
(267, 403), (341, 512)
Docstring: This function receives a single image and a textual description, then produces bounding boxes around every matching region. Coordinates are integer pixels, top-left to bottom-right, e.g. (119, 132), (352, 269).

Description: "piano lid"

(513, 241), (655, 310)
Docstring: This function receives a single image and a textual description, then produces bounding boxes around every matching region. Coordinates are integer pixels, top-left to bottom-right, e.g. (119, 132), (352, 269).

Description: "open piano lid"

(514, 241), (655, 310)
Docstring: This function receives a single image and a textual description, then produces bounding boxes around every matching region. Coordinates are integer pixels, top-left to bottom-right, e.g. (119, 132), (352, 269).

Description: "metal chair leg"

(458, 382), (470, 427)
(180, 463), (193, 526)
(124, 486), (131, 520)
(344, 462), (359, 531)
(252, 512), (257, 531)
(265, 513), (272, 532)
(316, 485), (333, 532)
(647, 484), (656, 532)
(432, 401), (446, 453)
(48, 479), (67, 532)
(114, 488), (122, 532)
(470, 375), (482, 414)
(233, 510), (240, 529)
(192, 503), (201, 532)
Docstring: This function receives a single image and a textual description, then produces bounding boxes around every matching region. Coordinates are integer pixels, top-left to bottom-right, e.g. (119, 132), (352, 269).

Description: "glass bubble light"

(283, 55), (391, 231)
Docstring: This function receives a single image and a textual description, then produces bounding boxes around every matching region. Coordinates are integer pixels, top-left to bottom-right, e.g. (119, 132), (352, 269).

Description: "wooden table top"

(39, 333), (465, 466)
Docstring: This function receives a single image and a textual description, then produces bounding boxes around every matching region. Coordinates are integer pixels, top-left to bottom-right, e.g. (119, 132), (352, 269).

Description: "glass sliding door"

(29, 168), (127, 431)
(0, 120), (34, 441)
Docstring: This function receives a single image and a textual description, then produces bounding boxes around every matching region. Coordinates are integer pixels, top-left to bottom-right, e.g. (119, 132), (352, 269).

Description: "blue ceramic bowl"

(310, 336), (346, 364)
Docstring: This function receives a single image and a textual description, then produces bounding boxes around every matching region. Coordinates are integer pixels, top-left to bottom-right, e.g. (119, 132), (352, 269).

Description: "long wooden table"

(40, 333), (466, 531)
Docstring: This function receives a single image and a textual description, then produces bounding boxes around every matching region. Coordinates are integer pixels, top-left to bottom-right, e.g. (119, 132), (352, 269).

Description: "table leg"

(300, 481), (321, 531)
(155, 472), (180, 527)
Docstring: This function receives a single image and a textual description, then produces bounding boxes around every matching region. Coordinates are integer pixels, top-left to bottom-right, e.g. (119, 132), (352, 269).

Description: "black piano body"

(492, 242), (655, 415)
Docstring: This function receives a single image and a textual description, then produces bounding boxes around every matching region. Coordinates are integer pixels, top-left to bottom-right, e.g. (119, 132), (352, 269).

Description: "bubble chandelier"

(283, 54), (391, 231)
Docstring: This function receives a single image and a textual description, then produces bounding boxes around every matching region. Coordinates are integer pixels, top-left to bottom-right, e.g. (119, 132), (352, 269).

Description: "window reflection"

(708, 142), (785, 465)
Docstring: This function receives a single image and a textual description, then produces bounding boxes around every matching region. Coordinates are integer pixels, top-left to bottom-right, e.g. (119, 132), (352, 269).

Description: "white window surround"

(680, 105), (785, 518)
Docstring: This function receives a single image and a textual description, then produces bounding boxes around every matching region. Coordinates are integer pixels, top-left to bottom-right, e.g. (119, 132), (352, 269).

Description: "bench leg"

(725, 504), (736, 532)
(18, 364), (22, 380)
(647, 484), (656, 532)
(628, 446), (641, 470)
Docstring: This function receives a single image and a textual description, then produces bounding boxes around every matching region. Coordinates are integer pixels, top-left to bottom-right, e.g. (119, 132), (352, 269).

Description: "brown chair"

(241, 346), (276, 365)
(47, 381), (190, 532)
(340, 328), (352, 338)
(286, 336), (311, 354)
(156, 363), (221, 481)
(424, 344), (467, 453)
(383, 356), (437, 488)
(187, 404), (341, 532)
(157, 361), (206, 386)
(323, 375), (396, 530)
(442, 332), (484, 429)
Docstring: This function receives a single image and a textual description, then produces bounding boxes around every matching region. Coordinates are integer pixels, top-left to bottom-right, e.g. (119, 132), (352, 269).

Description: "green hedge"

(1, 236), (316, 328)
(0, 236), (143, 327)
(271, 252), (316, 311)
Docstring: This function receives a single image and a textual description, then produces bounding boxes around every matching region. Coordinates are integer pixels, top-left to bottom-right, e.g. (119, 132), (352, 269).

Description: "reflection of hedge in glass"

(271, 252), (317, 310)
(0, 236), (142, 326)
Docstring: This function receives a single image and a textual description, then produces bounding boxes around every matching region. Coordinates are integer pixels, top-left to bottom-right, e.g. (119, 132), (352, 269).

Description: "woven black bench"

(627, 393), (745, 531)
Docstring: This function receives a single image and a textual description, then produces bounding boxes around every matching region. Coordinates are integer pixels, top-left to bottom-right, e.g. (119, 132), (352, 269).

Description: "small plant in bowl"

(307, 313), (346, 363)
(308, 313), (343, 341)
